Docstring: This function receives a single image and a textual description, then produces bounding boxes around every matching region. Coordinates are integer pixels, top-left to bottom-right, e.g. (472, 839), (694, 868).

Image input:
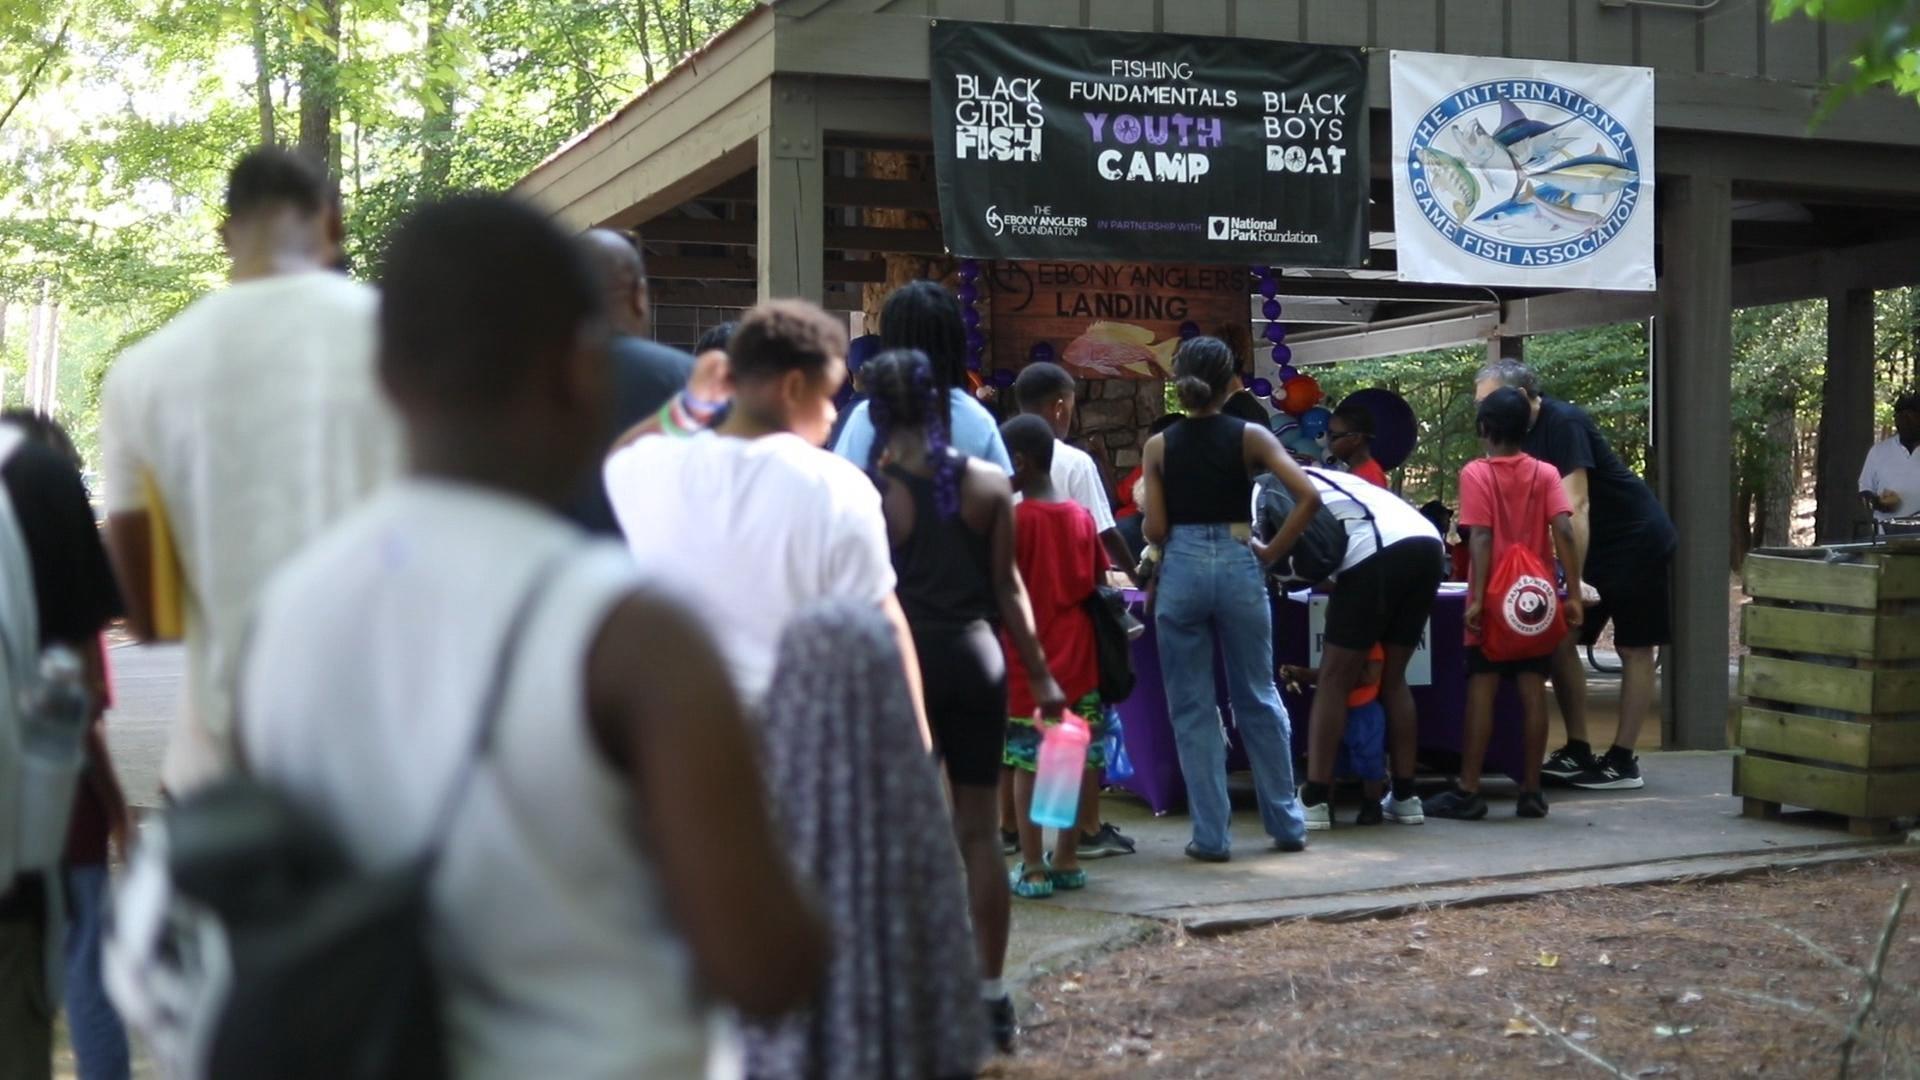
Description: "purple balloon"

(965, 327), (986, 351)
(991, 368), (1018, 389)
(966, 354), (984, 372)
(1277, 363), (1298, 381)
(1178, 321), (1200, 341)
(958, 259), (981, 283)
(1029, 341), (1055, 365)
(1250, 265), (1272, 279)
(957, 282), (979, 306)
(1258, 276), (1278, 301)
(1248, 377), (1273, 398)
(1262, 298), (1283, 321)
(962, 306), (981, 330)
(1263, 322), (1287, 344)
(1273, 345), (1293, 365)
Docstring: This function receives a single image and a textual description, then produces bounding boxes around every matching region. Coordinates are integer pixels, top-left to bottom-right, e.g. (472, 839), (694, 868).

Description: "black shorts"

(1324, 538), (1446, 651)
(1586, 551), (1672, 649)
(914, 619), (1009, 788)
(1467, 646), (1553, 678)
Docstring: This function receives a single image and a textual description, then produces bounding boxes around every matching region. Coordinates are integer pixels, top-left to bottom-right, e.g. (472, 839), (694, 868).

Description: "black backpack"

(1082, 585), (1143, 704)
(109, 556), (564, 1080)
(1253, 469), (1379, 587)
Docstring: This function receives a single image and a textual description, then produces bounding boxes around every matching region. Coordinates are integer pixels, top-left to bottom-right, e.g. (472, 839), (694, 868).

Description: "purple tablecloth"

(1113, 588), (1528, 814)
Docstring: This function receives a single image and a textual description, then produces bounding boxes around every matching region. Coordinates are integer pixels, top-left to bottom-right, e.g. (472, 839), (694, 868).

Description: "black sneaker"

(1568, 752), (1644, 791)
(1541, 743), (1597, 784)
(1356, 799), (1384, 826)
(987, 994), (1017, 1053)
(1077, 822), (1137, 859)
(1184, 841), (1231, 863)
(1425, 788), (1489, 820)
(1001, 829), (1019, 856)
(1517, 790), (1549, 818)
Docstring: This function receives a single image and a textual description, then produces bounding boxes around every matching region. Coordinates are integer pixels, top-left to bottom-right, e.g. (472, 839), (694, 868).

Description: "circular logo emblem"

(1405, 79), (1642, 268)
(1502, 574), (1560, 636)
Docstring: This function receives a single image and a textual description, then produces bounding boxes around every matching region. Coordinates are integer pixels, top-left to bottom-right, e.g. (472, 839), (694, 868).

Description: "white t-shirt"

(604, 430), (896, 705)
(240, 482), (711, 1079)
(1858, 435), (1920, 520)
(100, 270), (400, 794)
(1302, 468), (1440, 576)
(1052, 440), (1116, 533)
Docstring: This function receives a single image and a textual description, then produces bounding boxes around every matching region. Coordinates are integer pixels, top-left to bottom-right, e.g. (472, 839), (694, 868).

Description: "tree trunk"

(0, 297), (9, 407)
(297, 0), (342, 176)
(251, 0), (277, 145)
(1734, 482), (1755, 569)
(22, 283), (46, 414)
(1761, 402), (1795, 548)
(418, 0), (455, 197)
(0, 16), (70, 137)
(36, 302), (59, 416)
(635, 2), (655, 82)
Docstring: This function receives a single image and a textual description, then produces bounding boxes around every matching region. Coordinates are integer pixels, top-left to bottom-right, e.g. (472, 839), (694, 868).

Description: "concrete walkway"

(1028, 752), (1900, 934)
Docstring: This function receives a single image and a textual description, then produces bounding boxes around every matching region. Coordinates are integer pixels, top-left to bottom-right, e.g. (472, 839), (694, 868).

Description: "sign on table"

(931, 21), (1370, 267)
(1390, 51), (1655, 291)
(987, 261), (1248, 381)
(1300, 592), (1434, 687)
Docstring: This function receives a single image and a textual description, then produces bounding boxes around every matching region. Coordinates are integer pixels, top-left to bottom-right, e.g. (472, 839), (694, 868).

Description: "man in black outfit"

(1475, 360), (1675, 790)
(568, 228), (695, 534)
(0, 415), (123, 1080)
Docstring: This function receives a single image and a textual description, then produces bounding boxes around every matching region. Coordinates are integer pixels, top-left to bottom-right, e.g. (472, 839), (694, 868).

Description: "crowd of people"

(0, 145), (1681, 1079)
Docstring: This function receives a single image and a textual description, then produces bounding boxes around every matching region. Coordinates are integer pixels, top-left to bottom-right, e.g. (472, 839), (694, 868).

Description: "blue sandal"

(1045, 853), (1087, 891)
(1009, 862), (1054, 899)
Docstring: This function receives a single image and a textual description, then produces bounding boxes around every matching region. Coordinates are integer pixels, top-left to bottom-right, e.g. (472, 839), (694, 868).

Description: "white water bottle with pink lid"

(1028, 709), (1089, 829)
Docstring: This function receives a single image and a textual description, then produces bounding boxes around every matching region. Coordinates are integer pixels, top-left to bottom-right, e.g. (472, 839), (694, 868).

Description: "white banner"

(1390, 51), (1655, 291)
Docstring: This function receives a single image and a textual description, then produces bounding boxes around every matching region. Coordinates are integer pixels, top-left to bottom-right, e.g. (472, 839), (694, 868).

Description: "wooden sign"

(987, 261), (1249, 380)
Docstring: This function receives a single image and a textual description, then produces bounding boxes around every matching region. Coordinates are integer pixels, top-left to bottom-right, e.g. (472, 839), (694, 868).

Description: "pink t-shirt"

(1457, 453), (1572, 572)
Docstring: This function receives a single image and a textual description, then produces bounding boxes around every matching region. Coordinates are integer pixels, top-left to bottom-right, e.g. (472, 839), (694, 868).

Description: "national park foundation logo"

(1405, 78), (1643, 269)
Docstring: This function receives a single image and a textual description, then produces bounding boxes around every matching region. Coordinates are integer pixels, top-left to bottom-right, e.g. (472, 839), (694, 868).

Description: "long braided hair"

(865, 348), (962, 519)
(879, 281), (966, 440)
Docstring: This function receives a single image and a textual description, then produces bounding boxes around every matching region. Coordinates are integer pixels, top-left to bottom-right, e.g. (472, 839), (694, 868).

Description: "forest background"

(2, 0), (1916, 561)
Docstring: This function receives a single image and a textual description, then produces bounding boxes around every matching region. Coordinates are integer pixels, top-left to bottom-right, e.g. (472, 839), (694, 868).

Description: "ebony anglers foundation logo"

(1406, 77), (1642, 269)
(985, 205), (1087, 239)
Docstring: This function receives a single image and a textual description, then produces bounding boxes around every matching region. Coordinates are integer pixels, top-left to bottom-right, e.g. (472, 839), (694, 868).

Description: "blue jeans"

(1154, 525), (1306, 853)
(63, 865), (129, 1080)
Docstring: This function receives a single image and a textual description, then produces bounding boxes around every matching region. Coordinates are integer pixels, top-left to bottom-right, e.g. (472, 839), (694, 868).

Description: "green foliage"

(1771, 0), (1920, 116)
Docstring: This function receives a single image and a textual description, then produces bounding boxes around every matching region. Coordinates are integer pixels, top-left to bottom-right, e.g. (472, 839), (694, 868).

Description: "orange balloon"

(1280, 374), (1323, 417)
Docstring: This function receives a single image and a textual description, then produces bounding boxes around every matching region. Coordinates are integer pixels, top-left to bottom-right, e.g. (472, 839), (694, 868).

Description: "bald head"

(580, 228), (649, 336)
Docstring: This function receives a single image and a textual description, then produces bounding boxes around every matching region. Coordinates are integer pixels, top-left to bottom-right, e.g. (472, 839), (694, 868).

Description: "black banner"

(930, 21), (1370, 267)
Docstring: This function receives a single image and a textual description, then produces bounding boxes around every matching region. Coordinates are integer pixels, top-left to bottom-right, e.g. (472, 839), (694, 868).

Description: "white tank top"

(239, 480), (711, 1079)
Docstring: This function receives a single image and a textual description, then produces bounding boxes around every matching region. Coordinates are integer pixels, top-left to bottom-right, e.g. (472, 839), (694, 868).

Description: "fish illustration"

(1474, 181), (1603, 238)
(1450, 119), (1502, 167)
(1527, 146), (1637, 198)
(1491, 98), (1578, 167)
(1415, 146), (1480, 220)
(1062, 322), (1180, 379)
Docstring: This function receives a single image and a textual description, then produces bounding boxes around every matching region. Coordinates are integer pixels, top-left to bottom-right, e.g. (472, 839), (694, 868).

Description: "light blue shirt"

(832, 388), (1013, 474)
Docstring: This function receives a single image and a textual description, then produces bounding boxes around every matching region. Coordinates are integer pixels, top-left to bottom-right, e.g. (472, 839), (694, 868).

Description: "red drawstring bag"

(1480, 467), (1567, 662)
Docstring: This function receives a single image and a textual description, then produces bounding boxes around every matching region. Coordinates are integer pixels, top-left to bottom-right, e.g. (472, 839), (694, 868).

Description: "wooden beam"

(1656, 173), (1734, 752)
(1500, 291), (1658, 337)
(641, 217), (946, 254)
(1732, 234), (1920, 306)
(1816, 288), (1877, 543)
(1285, 308), (1499, 365)
(650, 284), (861, 312)
(1663, 130), (1920, 197)
(759, 76), (825, 301)
(649, 255), (888, 284)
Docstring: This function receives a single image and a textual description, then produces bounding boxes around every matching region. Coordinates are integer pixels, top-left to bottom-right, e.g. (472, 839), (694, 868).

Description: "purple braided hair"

(866, 350), (961, 520)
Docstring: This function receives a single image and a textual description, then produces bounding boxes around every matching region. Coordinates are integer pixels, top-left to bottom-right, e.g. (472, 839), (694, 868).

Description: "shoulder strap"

(1307, 468), (1384, 551)
(1485, 461), (1543, 560)
(0, 427), (37, 688)
(420, 544), (576, 864)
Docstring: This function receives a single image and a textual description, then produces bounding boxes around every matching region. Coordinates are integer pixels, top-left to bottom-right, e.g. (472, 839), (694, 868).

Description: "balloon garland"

(957, 259), (985, 373)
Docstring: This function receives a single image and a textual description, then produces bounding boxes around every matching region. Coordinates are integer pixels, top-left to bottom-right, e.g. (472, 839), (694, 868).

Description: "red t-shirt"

(1345, 643), (1387, 708)
(1004, 499), (1107, 715)
(1457, 453), (1572, 645)
(1114, 465), (1144, 518)
(1350, 457), (1389, 489)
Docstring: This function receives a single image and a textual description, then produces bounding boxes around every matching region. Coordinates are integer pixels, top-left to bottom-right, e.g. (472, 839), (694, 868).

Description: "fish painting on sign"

(1421, 95), (1640, 245)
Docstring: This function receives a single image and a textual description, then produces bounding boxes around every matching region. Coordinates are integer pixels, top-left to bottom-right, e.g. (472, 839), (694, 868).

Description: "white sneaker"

(1302, 799), (1332, 831)
(1384, 794), (1425, 825)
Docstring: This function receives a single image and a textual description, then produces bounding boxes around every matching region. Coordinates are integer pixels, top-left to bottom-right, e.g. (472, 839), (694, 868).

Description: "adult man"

(604, 300), (926, 721)
(240, 195), (824, 1074)
(100, 147), (399, 797)
(1858, 390), (1920, 532)
(1475, 360), (1675, 790)
(0, 416), (123, 1080)
(567, 229), (694, 534)
(1328, 404), (1389, 489)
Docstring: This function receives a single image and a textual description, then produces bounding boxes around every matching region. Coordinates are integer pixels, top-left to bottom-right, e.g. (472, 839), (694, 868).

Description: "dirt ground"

(992, 853), (1920, 1079)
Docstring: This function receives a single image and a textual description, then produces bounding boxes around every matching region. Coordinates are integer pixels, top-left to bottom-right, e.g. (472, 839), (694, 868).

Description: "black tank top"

(1162, 414), (1252, 525)
(885, 462), (998, 629)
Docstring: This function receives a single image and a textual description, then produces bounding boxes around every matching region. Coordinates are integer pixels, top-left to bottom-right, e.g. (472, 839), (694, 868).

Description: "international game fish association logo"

(1406, 78), (1642, 269)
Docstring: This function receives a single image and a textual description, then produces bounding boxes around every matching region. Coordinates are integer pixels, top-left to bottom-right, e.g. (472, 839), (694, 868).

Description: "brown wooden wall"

(866, 0), (1845, 86)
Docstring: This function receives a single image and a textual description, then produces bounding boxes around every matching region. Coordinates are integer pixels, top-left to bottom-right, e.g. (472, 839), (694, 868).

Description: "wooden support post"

(757, 76), (824, 303)
(1656, 174), (1734, 751)
(1485, 333), (1524, 367)
(1816, 288), (1876, 543)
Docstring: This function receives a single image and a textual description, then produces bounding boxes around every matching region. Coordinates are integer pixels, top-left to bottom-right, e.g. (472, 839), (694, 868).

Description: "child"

(1429, 387), (1584, 821)
(999, 415), (1108, 898)
(1280, 643), (1388, 826)
(1012, 362), (1138, 861)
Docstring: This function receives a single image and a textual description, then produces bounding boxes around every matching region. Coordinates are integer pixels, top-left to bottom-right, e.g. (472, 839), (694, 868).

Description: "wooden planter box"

(1737, 545), (1920, 836)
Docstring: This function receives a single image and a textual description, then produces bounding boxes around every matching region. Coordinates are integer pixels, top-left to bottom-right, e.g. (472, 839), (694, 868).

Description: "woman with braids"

(1141, 336), (1320, 862)
(864, 348), (1062, 1054)
(834, 281), (1014, 474)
